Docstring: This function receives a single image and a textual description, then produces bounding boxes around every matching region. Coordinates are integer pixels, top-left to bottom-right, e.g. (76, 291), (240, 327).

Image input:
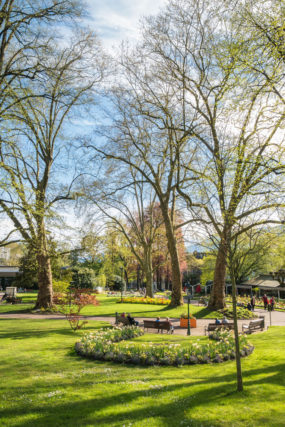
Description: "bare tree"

(87, 45), (194, 305)
(133, 0), (285, 309)
(83, 166), (165, 297)
(0, 32), (105, 308)
(0, 1), (83, 128)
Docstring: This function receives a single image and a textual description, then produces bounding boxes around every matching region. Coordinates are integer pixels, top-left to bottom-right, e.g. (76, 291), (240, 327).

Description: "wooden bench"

(115, 315), (132, 326)
(242, 317), (265, 334)
(143, 320), (172, 333)
(205, 322), (234, 335)
(5, 296), (22, 304)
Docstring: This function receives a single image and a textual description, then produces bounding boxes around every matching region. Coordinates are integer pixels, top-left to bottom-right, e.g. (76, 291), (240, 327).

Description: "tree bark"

(161, 207), (183, 306)
(144, 246), (153, 297)
(229, 264), (244, 391)
(208, 240), (227, 310)
(35, 222), (53, 309)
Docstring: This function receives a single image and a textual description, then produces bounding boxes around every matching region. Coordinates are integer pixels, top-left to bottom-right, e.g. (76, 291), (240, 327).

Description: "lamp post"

(187, 290), (191, 336)
(120, 267), (123, 302)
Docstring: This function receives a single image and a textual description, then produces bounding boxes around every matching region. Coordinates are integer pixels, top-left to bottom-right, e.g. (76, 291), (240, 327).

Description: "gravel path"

(0, 307), (284, 336)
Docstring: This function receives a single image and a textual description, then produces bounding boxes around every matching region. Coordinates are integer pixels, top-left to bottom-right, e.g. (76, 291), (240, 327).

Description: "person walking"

(262, 294), (268, 310)
(270, 296), (275, 311)
(250, 295), (255, 311)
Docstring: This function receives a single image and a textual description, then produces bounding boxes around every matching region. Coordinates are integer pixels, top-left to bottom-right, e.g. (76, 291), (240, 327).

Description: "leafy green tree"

(71, 267), (97, 289)
(0, 31), (105, 308)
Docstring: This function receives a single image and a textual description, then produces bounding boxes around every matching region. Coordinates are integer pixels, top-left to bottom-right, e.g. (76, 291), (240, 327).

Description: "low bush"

(54, 289), (98, 331)
(219, 306), (257, 319)
(209, 328), (234, 341)
(118, 296), (170, 305)
(52, 280), (70, 293)
(180, 313), (196, 319)
(75, 325), (254, 366)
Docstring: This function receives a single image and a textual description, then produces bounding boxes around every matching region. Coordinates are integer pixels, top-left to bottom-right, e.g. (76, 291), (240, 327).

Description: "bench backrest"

(143, 320), (170, 330)
(249, 319), (264, 327)
(207, 323), (234, 331)
(117, 316), (130, 325)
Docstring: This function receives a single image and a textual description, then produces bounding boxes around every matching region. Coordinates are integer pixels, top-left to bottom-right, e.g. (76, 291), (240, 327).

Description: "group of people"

(119, 313), (175, 332)
(120, 312), (139, 326)
(215, 317), (230, 325)
(156, 316), (174, 333)
(242, 294), (275, 312)
(262, 294), (275, 311)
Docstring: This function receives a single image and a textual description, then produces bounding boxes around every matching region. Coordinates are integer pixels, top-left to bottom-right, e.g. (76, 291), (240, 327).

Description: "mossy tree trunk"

(208, 239), (227, 310)
(161, 205), (183, 307)
(35, 219), (53, 309)
(144, 245), (154, 297)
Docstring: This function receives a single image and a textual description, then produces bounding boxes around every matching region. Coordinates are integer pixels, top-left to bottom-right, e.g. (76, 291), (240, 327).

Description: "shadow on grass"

(0, 319), (110, 340)
(2, 362), (285, 427)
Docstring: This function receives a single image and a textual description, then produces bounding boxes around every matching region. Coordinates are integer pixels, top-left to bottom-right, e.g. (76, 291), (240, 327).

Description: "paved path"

(0, 307), (284, 336)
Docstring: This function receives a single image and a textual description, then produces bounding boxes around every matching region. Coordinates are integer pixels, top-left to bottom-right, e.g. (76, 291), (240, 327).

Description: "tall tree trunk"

(161, 207), (183, 306)
(35, 222), (53, 309)
(208, 240), (227, 310)
(144, 246), (153, 297)
(229, 262), (244, 391)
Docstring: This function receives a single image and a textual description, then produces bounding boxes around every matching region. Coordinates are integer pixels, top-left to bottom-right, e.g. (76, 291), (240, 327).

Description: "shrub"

(54, 289), (98, 331)
(71, 268), (97, 289)
(180, 313), (196, 319)
(119, 296), (170, 305)
(219, 306), (257, 319)
(53, 280), (70, 293)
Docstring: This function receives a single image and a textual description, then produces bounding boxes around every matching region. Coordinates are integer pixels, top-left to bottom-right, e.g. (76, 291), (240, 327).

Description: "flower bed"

(75, 326), (254, 366)
(219, 306), (257, 319)
(209, 328), (234, 341)
(118, 296), (170, 305)
(225, 295), (285, 311)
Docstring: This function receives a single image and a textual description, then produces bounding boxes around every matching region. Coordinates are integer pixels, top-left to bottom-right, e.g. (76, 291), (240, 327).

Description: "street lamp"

(120, 267), (123, 302)
(187, 289), (191, 336)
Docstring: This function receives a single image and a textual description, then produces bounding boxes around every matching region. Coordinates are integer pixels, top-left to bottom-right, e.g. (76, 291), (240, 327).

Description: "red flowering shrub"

(54, 288), (99, 331)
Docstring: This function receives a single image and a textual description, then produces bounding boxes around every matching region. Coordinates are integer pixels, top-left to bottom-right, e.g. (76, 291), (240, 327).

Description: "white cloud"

(85, 0), (167, 51)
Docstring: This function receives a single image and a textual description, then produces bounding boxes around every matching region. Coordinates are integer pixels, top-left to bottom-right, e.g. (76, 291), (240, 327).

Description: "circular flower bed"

(75, 326), (254, 366)
(118, 296), (170, 305)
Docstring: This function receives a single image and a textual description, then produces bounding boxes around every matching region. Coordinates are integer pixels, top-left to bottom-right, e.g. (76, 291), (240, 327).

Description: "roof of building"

(242, 274), (280, 289)
(0, 266), (21, 277)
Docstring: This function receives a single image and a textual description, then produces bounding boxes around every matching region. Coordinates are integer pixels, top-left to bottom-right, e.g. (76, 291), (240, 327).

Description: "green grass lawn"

(0, 294), (220, 319)
(0, 319), (284, 426)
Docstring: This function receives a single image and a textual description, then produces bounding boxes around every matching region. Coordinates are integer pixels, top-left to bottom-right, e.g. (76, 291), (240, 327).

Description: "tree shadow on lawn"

(2, 362), (285, 427)
(93, 304), (216, 319)
(0, 320), (110, 341)
(0, 306), (34, 314)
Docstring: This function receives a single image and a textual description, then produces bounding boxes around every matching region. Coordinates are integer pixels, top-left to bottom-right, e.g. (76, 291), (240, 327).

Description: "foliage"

(200, 255), (216, 287)
(209, 328), (234, 341)
(219, 306), (257, 320)
(119, 296), (170, 305)
(53, 289), (98, 331)
(180, 313), (196, 319)
(77, 327), (253, 366)
(93, 273), (106, 289)
(71, 267), (97, 289)
(52, 280), (70, 293)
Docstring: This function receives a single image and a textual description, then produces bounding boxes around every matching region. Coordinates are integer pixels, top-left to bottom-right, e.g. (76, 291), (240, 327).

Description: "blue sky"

(0, 0), (169, 248)
(85, 0), (167, 50)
